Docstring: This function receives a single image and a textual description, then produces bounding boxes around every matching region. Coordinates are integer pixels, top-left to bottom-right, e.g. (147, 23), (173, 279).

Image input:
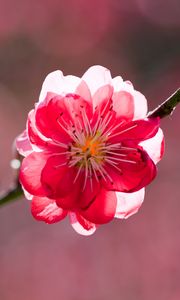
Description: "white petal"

(16, 130), (32, 157)
(133, 91), (148, 119)
(82, 65), (112, 96)
(39, 71), (82, 102)
(64, 75), (81, 93)
(112, 76), (123, 92)
(115, 188), (145, 219)
(39, 70), (64, 102)
(69, 213), (96, 236)
(140, 128), (164, 164)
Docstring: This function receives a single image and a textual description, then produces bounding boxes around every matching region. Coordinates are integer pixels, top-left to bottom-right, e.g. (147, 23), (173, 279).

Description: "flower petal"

(28, 109), (62, 152)
(75, 80), (92, 104)
(39, 71), (81, 103)
(115, 188), (145, 219)
(41, 155), (79, 199)
(31, 196), (67, 224)
(103, 147), (157, 192)
(82, 65), (112, 96)
(69, 212), (97, 236)
(80, 189), (117, 224)
(133, 91), (148, 120)
(19, 152), (48, 196)
(112, 77), (148, 119)
(39, 70), (64, 102)
(112, 76), (123, 92)
(109, 118), (160, 144)
(16, 130), (32, 157)
(112, 91), (134, 121)
(35, 93), (71, 143)
(140, 128), (164, 164)
(92, 84), (113, 112)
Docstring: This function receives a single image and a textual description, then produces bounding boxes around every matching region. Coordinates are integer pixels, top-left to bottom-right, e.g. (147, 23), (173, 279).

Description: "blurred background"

(0, 0), (180, 299)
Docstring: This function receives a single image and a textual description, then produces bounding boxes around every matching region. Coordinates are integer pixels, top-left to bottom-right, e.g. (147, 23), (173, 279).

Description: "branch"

(0, 182), (23, 207)
(148, 88), (180, 119)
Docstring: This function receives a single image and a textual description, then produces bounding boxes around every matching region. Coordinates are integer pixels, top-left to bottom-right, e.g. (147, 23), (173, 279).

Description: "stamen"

(73, 164), (83, 183)
(106, 156), (137, 164)
(103, 120), (125, 137)
(90, 159), (107, 182)
(88, 164), (93, 191)
(89, 158), (99, 182)
(109, 124), (138, 139)
(103, 150), (127, 157)
(81, 107), (92, 136)
(105, 158), (123, 173)
(82, 160), (89, 191)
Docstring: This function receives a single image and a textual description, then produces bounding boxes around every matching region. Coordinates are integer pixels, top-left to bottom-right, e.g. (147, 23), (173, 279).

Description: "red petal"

(103, 147), (157, 192)
(78, 176), (101, 210)
(35, 94), (71, 143)
(41, 155), (79, 199)
(80, 189), (117, 224)
(28, 109), (61, 152)
(109, 118), (160, 144)
(31, 196), (67, 224)
(19, 152), (48, 196)
(69, 212), (97, 236)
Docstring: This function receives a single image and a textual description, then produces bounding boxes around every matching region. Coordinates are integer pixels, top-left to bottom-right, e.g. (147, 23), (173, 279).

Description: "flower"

(16, 65), (164, 235)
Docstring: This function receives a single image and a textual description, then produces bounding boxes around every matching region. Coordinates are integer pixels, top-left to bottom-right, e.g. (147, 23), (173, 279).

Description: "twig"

(148, 88), (180, 119)
(0, 182), (23, 207)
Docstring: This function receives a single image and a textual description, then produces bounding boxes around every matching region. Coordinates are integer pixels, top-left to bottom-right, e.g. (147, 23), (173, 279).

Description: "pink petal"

(112, 91), (134, 121)
(112, 77), (148, 119)
(80, 189), (117, 224)
(115, 188), (145, 219)
(92, 84), (113, 112)
(31, 196), (67, 224)
(69, 212), (97, 236)
(103, 148), (157, 192)
(16, 130), (32, 157)
(19, 152), (48, 196)
(140, 128), (164, 164)
(109, 118), (160, 144)
(82, 65), (112, 96)
(63, 93), (93, 124)
(75, 80), (92, 105)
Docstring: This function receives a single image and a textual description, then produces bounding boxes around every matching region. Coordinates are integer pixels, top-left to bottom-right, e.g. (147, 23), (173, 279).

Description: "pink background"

(0, 1), (180, 299)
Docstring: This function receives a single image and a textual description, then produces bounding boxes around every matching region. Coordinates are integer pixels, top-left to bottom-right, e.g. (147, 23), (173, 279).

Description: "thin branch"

(148, 88), (180, 119)
(0, 182), (23, 207)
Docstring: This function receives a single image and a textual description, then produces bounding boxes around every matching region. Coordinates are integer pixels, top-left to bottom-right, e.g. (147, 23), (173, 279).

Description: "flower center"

(56, 99), (138, 190)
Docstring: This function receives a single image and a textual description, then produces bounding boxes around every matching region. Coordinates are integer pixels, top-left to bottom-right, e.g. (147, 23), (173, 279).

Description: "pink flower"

(16, 66), (164, 235)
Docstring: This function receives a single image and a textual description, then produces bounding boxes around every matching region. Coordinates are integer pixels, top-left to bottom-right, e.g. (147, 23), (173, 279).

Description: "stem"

(148, 88), (180, 119)
(0, 182), (23, 207)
